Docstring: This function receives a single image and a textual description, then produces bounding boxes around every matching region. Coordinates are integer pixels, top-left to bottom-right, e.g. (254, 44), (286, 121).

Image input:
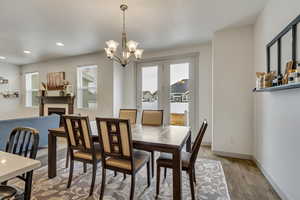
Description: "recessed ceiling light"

(24, 50), (31, 54)
(56, 42), (64, 46)
(0, 56), (6, 60)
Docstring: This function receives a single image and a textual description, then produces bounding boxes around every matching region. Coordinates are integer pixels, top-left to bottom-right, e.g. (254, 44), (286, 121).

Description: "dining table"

(0, 151), (41, 183)
(48, 122), (192, 200)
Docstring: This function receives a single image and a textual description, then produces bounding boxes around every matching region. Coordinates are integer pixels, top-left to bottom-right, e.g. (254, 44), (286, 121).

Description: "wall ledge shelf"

(253, 82), (300, 92)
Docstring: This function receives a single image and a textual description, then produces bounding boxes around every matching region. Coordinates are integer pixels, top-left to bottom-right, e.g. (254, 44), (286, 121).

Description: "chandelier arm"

(126, 58), (135, 66)
(112, 55), (123, 64)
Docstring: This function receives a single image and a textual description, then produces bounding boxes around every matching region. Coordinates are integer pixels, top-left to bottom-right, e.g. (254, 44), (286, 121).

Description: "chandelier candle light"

(104, 2), (144, 67)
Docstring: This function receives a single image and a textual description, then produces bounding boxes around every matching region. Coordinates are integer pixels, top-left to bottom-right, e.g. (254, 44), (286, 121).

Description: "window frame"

(25, 72), (40, 108)
(266, 14), (300, 74)
(77, 65), (98, 109)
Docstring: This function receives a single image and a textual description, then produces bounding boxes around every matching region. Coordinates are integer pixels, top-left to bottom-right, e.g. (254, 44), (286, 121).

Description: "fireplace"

(39, 96), (75, 126)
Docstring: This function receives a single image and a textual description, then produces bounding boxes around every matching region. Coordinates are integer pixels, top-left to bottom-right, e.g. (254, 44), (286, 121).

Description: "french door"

(137, 58), (196, 128)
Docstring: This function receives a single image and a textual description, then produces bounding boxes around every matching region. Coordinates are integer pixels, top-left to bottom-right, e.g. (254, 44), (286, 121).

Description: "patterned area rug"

(13, 158), (230, 200)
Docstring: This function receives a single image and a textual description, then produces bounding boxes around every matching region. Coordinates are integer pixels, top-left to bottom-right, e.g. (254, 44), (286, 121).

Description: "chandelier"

(104, 2), (144, 67)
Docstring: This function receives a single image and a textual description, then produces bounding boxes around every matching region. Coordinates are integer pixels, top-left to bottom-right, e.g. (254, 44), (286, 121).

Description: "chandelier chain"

(123, 8), (126, 33)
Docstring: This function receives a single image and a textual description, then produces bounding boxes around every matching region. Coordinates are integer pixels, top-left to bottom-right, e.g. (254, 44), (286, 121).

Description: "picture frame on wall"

(47, 72), (65, 90)
(266, 14), (300, 76)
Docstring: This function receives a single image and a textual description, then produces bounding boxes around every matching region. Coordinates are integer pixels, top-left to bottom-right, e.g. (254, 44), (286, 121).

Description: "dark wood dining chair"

(96, 118), (151, 200)
(1, 127), (40, 200)
(141, 110), (164, 126)
(63, 115), (102, 196)
(156, 120), (208, 200)
(140, 110), (163, 177)
(119, 109), (137, 125)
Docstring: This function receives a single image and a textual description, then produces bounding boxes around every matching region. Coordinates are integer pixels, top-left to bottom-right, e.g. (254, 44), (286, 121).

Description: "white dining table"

(0, 151), (41, 183)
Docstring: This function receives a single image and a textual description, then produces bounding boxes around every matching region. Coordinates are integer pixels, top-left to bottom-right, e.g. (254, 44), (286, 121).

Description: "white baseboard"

(201, 141), (211, 146)
(212, 150), (252, 160)
(253, 158), (290, 200)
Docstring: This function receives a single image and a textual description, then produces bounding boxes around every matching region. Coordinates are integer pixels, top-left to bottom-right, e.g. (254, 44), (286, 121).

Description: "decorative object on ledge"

(0, 77), (19, 98)
(0, 76), (8, 84)
(253, 82), (300, 92)
(1, 91), (19, 98)
(104, 1), (144, 67)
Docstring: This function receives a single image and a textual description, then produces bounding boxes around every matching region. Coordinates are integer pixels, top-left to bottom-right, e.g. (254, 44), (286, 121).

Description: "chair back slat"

(142, 110), (163, 126)
(119, 109), (137, 125)
(63, 115), (94, 153)
(190, 120), (208, 166)
(18, 130), (28, 156)
(12, 130), (21, 154)
(24, 133), (32, 158)
(80, 119), (92, 149)
(96, 118), (133, 161)
(5, 127), (39, 159)
(65, 118), (77, 146)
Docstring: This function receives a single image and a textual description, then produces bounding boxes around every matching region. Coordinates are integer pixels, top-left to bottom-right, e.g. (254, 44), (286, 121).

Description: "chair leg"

(89, 162), (97, 196)
(24, 171), (33, 200)
(151, 151), (154, 178)
(83, 163), (87, 173)
(130, 175), (136, 200)
(65, 147), (69, 168)
(156, 166), (161, 197)
(123, 173), (127, 180)
(164, 168), (167, 179)
(147, 161), (151, 187)
(114, 171), (117, 177)
(193, 167), (196, 184)
(67, 160), (74, 188)
(188, 169), (196, 200)
(99, 168), (106, 200)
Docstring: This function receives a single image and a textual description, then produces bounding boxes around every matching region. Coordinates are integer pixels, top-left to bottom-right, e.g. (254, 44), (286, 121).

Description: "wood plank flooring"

(199, 146), (281, 200)
(37, 144), (281, 200)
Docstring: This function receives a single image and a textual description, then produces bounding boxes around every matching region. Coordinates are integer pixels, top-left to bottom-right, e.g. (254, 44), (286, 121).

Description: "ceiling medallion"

(104, 2), (143, 67)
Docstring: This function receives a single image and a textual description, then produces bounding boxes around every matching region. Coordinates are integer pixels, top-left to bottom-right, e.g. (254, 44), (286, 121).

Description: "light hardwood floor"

(199, 146), (281, 200)
(37, 144), (280, 200)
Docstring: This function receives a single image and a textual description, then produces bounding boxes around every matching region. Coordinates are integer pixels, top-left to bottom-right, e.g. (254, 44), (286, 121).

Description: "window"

(25, 72), (39, 107)
(77, 65), (97, 109)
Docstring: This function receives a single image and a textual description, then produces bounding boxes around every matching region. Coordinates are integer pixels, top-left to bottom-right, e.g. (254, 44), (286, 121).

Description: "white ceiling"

(0, 0), (268, 65)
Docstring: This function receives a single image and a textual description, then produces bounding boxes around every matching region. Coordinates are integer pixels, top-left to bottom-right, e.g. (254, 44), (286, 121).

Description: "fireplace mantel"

(39, 96), (75, 116)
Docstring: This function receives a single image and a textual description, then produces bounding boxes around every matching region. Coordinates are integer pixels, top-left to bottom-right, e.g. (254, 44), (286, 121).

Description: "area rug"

(12, 158), (230, 200)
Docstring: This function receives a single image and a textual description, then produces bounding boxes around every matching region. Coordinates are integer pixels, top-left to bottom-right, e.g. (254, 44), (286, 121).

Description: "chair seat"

(0, 185), (17, 199)
(106, 150), (150, 171)
(157, 151), (191, 169)
(74, 144), (102, 161)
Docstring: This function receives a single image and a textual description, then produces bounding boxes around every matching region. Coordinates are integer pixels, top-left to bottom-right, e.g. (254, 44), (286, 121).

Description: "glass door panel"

(137, 58), (194, 127)
(142, 66), (158, 110)
(169, 63), (190, 126)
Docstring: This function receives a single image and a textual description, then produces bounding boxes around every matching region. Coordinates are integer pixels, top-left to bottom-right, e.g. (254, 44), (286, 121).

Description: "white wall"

(113, 61), (124, 117)
(254, 0), (300, 199)
(212, 25), (254, 157)
(0, 63), (22, 119)
(122, 43), (213, 144)
(20, 52), (114, 119)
